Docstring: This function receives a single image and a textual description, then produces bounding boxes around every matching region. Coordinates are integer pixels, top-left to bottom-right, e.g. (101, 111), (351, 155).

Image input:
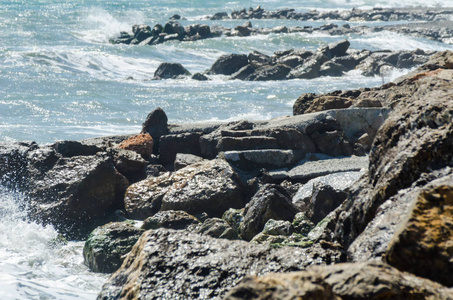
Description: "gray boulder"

(210, 54), (249, 75)
(141, 210), (200, 230)
(153, 62), (191, 79)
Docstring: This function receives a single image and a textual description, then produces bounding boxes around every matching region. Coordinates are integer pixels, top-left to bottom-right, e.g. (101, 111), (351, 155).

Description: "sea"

(1, 0), (453, 299)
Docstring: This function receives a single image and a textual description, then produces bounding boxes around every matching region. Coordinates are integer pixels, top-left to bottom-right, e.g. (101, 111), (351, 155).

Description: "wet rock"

(0, 142), (38, 187)
(141, 210), (200, 230)
(385, 183), (453, 287)
(328, 39), (350, 58)
(163, 21), (185, 39)
(231, 64), (256, 80)
(292, 212), (315, 235)
(109, 148), (147, 183)
(210, 54), (249, 75)
(97, 228), (345, 299)
(27, 153), (117, 237)
(210, 12), (228, 20)
(262, 219), (294, 236)
(196, 217), (239, 240)
(222, 208), (244, 234)
(132, 24), (152, 42)
(191, 72), (209, 81)
(240, 184), (299, 241)
(245, 64), (291, 81)
(153, 62), (191, 79)
(319, 61), (346, 77)
(248, 51), (272, 68)
(51, 140), (102, 157)
(234, 25), (251, 37)
(141, 107), (169, 154)
(224, 262), (453, 300)
(288, 57), (321, 79)
(83, 222), (144, 273)
(116, 133), (153, 158)
(310, 182), (348, 224)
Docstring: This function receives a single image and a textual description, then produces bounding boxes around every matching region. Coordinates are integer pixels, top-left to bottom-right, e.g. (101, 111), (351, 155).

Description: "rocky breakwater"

(138, 40), (434, 81)
(210, 6), (453, 22)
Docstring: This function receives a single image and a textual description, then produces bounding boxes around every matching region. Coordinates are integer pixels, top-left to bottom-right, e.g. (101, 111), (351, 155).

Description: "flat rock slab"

(222, 149), (303, 170)
(282, 156), (368, 182)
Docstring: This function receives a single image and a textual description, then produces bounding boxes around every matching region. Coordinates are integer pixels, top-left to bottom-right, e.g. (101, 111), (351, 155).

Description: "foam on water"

(0, 187), (106, 300)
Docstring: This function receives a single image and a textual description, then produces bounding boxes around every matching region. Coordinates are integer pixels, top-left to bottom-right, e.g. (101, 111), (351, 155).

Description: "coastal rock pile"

(1, 48), (453, 298)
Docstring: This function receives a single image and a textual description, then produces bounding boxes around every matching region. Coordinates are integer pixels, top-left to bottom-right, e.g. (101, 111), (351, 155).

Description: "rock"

(231, 64), (256, 80)
(305, 118), (352, 157)
(196, 218), (239, 240)
(319, 61), (346, 77)
(109, 148), (147, 183)
(262, 219), (293, 236)
(240, 184), (299, 241)
(292, 212), (314, 235)
(234, 25), (251, 37)
(248, 51), (272, 68)
(153, 62), (191, 79)
(174, 153), (206, 171)
(132, 24), (152, 42)
(141, 107), (169, 154)
(27, 153), (117, 237)
(97, 229), (345, 299)
(328, 39), (350, 57)
(224, 262), (453, 300)
(222, 208), (244, 234)
(0, 142), (38, 188)
(191, 72), (209, 81)
(185, 24), (212, 40)
(327, 59), (453, 249)
(293, 93), (317, 115)
(222, 149), (303, 171)
(245, 64), (291, 81)
(160, 159), (245, 217)
(278, 55), (304, 68)
(304, 96), (353, 114)
(158, 132), (202, 167)
(385, 183), (453, 287)
(83, 222), (144, 273)
(51, 140), (102, 157)
(217, 136), (279, 152)
(288, 58), (321, 79)
(310, 182), (348, 224)
(116, 133), (153, 158)
(163, 21), (185, 39)
(210, 12), (228, 20)
(210, 54), (249, 75)
(141, 210), (200, 230)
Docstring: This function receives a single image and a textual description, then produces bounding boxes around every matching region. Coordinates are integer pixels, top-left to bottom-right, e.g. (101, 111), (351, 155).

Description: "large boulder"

(158, 132), (203, 167)
(97, 228), (345, 299)
(224, 262), (453, 300)
(116, 133), (153, 158)
(124, 159), (245, 219)
(328, 39), (350, 57)
(245, 64), (291, 81)
(83, 222), (144, 273)
(141, 107), (169, 154)
(153, 62), (191, 79)
(240, 184), (299, 241)
(210, 54), (249, 75)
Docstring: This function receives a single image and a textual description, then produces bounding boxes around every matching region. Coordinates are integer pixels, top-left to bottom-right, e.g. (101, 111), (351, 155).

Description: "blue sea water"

(1, 0), (453, 299)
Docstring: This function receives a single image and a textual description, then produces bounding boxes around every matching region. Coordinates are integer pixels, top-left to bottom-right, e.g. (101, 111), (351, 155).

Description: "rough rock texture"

(116, 133), (153, 158)
(83, 222), (144, 273)
(153, 62), (191, 79)
(196, 217), (239, 240)
(327, 55), (453, 248)
(240, 185), (299, 241)
(224, 262), (453, 300)
(141, 210), (200, 230)
(141, 107), (169, 154)
(210, 54), (249, 75)
(97, 229), (345, 300)
(124, 159), (244, 219)
(385, 184), (453, 287)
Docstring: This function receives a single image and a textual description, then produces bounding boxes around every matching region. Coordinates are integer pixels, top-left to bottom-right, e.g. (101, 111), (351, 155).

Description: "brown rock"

(117, 133), (153, 157)
(385, 185), (453, 287)
(305, 96), (353, 114)
(225, 262), (453, 300)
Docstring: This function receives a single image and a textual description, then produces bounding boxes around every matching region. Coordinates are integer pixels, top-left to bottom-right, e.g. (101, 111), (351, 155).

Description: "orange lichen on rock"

(117, 133), (153, 157)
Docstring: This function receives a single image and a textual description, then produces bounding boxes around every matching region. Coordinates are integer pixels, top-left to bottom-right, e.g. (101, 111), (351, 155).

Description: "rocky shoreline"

(1, 50), (452, 299)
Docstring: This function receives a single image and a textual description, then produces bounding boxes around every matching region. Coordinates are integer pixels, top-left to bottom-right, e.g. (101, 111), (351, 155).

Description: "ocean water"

(1, 0), (453, 299)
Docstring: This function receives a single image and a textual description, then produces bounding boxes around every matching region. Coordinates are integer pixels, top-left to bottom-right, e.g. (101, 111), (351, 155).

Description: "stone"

(191, 72), (209, 81)
(245, 64), (291, 81)
(141, 107), (169, 154)
(222, 208), (244, 234)
(224, 262), (453, 300)
(217, 136), (279, 152)
(222, 149), (303, 171)
(328, 39), (350, 57)
(310, 182), (348, 224)
(210, 54), (249, 75)
(51, 140), (102, 157)
(141, 210), (200, 230)
(153, 62), (191, 79)
(319, 61), (346, 77)
(288, 58), (321, 79)
(292, 212), (315, 235)
(196, 218), (239, 240)
(160, 159), (245, 217)
(240, 184), (299, 241)
(97, 229), (345, 300)
(293, 93), (317, 115)
(163, 21), (185, 38)
(83, 222), (144, 273)
(305, 118), (352, 157)
(132, 24), (152, 42)
(262, 219), (294, 236)
(27, 153), (117, 238)
(158, 132), (203, 167)
(234, 25), (251, 37)
(385, 184), (453, 287)
(231, 64), (256, 80)
(109, 148), (147, 183)
(304, 96), (353, 114)
(247, 51), (272, 68)
(116, 133), (153, 158)
(174, 153), (206, 171)
(278, 55), (304, 68)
